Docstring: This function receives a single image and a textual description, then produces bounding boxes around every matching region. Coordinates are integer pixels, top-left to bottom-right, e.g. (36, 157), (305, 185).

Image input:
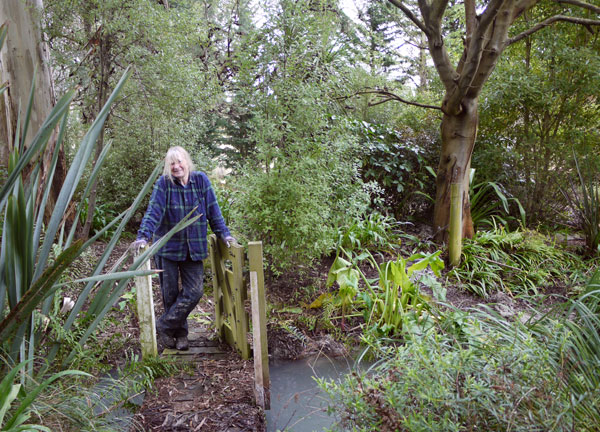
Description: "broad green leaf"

(0, 241), (83, 342)
(53, 269), (158, 287)
(0, 91), (74, 209)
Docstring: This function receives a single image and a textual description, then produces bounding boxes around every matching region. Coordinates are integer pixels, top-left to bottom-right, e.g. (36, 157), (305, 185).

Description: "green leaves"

(469, 172), (526, 232)
(325, 249), (444, 337)
(0, 241), (82, 343)
(0, 360), (89, 432)
(448, 228), (582, 297)
(561, 153), (600, 256)
(327, 256), (360, 317)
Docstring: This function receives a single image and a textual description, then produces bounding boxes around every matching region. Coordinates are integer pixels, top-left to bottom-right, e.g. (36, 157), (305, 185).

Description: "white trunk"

(0, 0), (55, 164)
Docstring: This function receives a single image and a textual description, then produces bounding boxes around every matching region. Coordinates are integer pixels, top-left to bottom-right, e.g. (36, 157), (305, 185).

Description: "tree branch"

(388, 0), (458, 91)
(553, 0), (600, 14)
(512, 0), (540, 22)
(424, 0), (450, 25)
(387, 0), (428, 34)
(465, 0), (477, 43)
(509, 15), (600, 44)
(445, 0), (510, 111)
(343, 89), (442, 111)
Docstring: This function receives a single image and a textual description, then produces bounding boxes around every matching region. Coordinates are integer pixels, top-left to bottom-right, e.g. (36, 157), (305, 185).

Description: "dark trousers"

(154, 255), (204, 337)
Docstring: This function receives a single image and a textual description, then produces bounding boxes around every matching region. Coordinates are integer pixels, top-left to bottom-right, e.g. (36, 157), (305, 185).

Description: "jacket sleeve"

(137, 176), (167, 241)
(203, 174), (231, 239)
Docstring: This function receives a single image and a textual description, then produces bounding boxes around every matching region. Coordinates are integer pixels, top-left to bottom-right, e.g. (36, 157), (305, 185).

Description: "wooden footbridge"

(134, 235), (270, 411)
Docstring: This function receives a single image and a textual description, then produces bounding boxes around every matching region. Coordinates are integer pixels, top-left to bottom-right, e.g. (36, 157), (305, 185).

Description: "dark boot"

(175, 335), (189, 351)
(157, 328), (175, 349)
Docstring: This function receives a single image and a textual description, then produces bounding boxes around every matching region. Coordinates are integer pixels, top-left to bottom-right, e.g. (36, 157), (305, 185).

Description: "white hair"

(163, 146), (196, 183)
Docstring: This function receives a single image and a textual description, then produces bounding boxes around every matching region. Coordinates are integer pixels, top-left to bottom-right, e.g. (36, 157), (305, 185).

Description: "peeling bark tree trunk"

(388, 0), (600, 243)
(0, 0), (66, 220)
(433, 99), (478, 242)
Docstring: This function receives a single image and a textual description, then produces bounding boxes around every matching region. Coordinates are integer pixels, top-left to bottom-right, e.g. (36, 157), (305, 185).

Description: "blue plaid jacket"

(137, 171), (230, 261)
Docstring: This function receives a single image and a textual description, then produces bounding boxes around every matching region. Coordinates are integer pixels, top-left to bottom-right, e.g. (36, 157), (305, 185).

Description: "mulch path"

(134, 357), (263, 431)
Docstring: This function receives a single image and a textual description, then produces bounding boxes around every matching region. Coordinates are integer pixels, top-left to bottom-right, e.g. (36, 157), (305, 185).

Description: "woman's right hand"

(130, 239), (148, 254)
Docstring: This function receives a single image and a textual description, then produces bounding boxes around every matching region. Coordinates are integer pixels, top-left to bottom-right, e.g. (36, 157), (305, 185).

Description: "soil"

(84, 228), (572, 432)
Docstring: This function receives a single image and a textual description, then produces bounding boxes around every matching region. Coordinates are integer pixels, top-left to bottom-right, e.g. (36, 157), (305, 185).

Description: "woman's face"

(170, 157), (188, 181)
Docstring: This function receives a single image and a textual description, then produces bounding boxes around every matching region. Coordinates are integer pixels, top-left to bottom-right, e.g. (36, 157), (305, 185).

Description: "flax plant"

(562, 154), (600, 256)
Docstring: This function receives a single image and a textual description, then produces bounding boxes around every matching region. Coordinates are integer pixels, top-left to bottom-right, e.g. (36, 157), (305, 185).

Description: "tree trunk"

(433, 97), (478, 243)
(79, 33), (110, 240)
(0, 0), (65, 219)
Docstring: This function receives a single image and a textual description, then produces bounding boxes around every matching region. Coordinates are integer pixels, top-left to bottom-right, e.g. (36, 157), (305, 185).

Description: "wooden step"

(162, 346), (227, 356)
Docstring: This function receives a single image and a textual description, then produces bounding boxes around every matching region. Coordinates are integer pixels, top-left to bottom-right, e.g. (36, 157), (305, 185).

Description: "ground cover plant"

(320, 270), (600, 432)
(448, 227), (583, 297)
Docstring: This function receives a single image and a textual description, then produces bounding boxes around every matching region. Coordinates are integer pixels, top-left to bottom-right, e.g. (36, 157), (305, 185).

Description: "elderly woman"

(133, 146), (235, 350)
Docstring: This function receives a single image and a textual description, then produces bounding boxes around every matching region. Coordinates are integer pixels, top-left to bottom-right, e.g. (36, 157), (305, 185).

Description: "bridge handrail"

(134, 237), (270, 408)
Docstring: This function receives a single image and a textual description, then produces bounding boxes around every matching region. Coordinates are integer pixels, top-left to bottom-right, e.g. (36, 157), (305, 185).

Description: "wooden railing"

(208, 235), (270, 408)
(134, 236), (270, 408)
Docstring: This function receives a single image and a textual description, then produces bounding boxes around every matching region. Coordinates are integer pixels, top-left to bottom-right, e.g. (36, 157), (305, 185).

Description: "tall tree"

(387, 0), (600, 241)
(0, 0), (65, 217)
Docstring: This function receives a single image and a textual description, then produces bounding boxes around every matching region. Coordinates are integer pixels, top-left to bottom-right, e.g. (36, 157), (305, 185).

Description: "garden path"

(134, 308), (264, 431)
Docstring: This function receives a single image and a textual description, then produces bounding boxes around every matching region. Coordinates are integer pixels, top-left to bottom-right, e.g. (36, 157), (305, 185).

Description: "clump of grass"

(335, 212), (401, 253)
(448, 227), (583, 297)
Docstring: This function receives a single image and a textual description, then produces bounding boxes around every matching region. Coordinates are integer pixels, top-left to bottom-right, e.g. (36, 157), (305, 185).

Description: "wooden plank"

(449, 182), (463, 267)
(208, 235), (223, 339)
(231, 243), (250, 359)
(134, 251), (157, 358)
(163, 346), (227, 356)
(248, 242), (270, 409)
(250, 271), (265, 409)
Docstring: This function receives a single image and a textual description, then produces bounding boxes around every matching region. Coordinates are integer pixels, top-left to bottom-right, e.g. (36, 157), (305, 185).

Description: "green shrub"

(355, 120), (435, 217)
(321, 310), (575, 431)
(231, 141), (369, 272)
(78, 198), (118, 240)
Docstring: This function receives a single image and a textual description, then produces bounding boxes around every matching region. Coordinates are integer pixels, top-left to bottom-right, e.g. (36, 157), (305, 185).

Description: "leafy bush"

(322, 316), (574, 431)
(448, 228), (581, 297)
(231, 132), (369, 272)
(78, 198), (118, 240)
(354, 120), (434, 217)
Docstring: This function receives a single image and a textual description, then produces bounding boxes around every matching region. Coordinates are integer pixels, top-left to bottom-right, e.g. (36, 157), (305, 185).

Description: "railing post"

(134, 249), (157, 358)
(209, 235), (224, 340)
(248, 241), (270, 409)
(230, 242), (250, 360)
(449, 182), (463, 267)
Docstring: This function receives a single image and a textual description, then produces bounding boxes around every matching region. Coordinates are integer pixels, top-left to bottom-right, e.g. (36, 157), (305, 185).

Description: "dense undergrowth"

(320, 277), (600, 431)
(314, 219), (600, 432)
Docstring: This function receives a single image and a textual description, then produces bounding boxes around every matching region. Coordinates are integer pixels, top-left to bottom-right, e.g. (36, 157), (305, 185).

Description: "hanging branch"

(337, 89), (442, 111)
(509, 15), (600, 45)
